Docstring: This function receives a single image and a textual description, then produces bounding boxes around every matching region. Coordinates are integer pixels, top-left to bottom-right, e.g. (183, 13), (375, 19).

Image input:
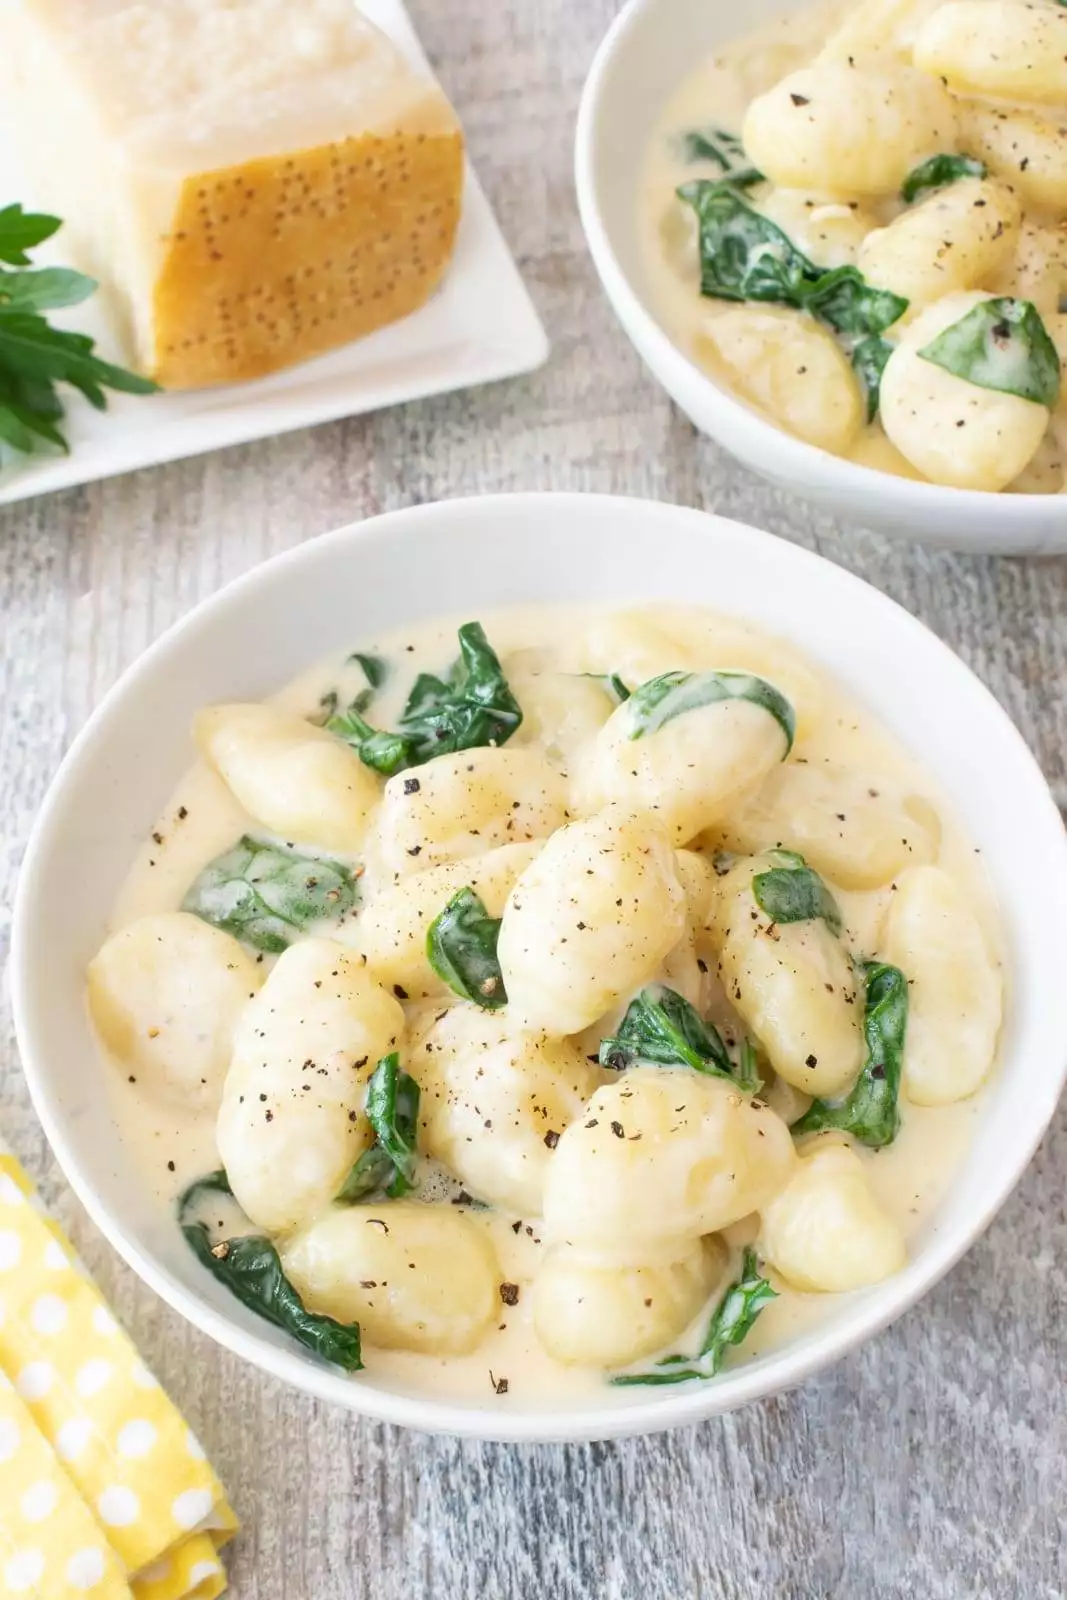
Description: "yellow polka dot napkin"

(0, 1152), (237, 1599)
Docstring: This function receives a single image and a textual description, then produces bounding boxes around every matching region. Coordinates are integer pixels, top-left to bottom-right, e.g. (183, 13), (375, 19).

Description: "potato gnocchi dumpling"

(282, 1202), (500, 1355)
(532, 1237), (727, 1368)
(913, 2), (1067, 109)
(217, 940), (405, 1234)
(697, 306), (864, 455)
(708, 854), (865, 1097)
(411, 1005), (600, 1214)
(497, 805), (687, 1033)
(88, 912), (262, 1112)
(713, 761), (941, 889)
(857, 179), (1020, 308)
(358, 841), (541, 1000)
(579, 683), (792, 846)
(742, 65), (956, 196)
(195, 703), (380, 855)
(95, 603), (1001, 1397)
(880, 865), (1002, 1105)
(760, 1142), (907, 1292)
(542, 1067), (797, 1250)
(373, 745), (568, 879)
(880, 293), (1050, 491)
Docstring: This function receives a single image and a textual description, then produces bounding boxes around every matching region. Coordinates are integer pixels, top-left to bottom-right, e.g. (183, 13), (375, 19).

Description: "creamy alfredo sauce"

(639, 0), (1067, 489)
(98, 604), (998, 1408)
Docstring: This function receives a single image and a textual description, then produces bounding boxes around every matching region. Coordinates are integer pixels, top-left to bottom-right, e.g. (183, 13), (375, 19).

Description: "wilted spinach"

(182, 835), (360, 953)
(329, 622), (522, 777)
(178, 1170), (363, 1370)
(751, 850), (842, 935)
(613, 1248), (777, 1386)
(337, 1054), (421, 1202)
(901, 153), (987, 205)
(599, 983), (732, 1078)
(426, 887), (507, 1009)
(791, 961), (908, 1148)
(626, 669), (796, 752)
(918, 296), (1061, 410)
(678, 126), (763, 189)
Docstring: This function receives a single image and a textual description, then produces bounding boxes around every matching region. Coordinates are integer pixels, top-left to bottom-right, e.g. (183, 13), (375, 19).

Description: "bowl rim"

(573, 0), (1066, 524)
(11, 490), (1067, 1443)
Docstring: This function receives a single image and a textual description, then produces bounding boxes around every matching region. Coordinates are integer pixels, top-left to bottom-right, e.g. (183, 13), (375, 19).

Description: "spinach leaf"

(751, 850), (842, 935)
(426, 887), (507, 1009)
(901, 153), (987, 205)
(790, 961), (908, 1148)
(0, 204), (61, 267)
(337, 1054), (421, 1201)
(613, 1248), (776, 1386)
(327, 705), (416, 777)
(677, 182), (906, 336)
(626, 669), (796, 752)
(351, 652), (387, 690)
(182, 835), (360, 953)
(735, 1036), (763, 1096)
(599, 983), (732, 1078)
(918, 296), (1061, 410)
(679, 127), (763, 189)
(178, 1170), (363, 1370)
(851, 334), (894, 423)
(581, 672), (632, 704)
(330, 622), (522, 777)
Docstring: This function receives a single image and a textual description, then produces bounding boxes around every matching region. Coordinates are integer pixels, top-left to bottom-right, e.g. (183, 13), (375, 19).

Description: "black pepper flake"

(610, 1120), (625, 1139)
(127, 1075), (136, 1084)
(511, 1219), (523, 1233)
(151, 831), (164, 845)
(790, 92), (811, 105)
(452, 1190), (474, 1207)
(166, 1160), (175, 1172)
(805, 1053), (818, 1069)
(871, 1062), (886, 1080)
(585, 1118), (599, 1129)
(259, 1092), (268, 1102)
(406, 845), (422, 857)
(490, 1372), (509, 1395)
(403, 777), (421, 794)
(543, 1130), (560, 1150)
(393, 984), (410, 1000)
(177, 805), (188, 820)
(499, 1282), (520, 1306)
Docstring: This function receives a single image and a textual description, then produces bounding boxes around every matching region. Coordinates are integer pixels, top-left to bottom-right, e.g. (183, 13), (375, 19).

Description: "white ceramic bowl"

(12, 493), (1067, 1442)
(576, 0), (1067, 555)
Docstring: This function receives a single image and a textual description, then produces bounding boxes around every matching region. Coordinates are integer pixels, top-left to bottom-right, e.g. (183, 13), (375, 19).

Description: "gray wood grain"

(2, 1), (1066, 1594)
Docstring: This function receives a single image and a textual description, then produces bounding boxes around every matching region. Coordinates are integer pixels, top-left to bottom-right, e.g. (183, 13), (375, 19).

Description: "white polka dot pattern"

(0, 1150), (237, 1600)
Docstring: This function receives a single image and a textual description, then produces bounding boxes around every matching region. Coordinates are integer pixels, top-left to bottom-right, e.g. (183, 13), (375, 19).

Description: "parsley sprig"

(0, 203), (157, 459)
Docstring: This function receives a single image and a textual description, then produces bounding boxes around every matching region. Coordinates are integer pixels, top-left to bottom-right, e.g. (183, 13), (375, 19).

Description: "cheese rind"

(0, 0), (465, 388)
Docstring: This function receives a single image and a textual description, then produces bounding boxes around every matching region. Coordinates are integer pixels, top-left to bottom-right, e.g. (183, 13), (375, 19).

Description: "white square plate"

(0, 0), (548, 507)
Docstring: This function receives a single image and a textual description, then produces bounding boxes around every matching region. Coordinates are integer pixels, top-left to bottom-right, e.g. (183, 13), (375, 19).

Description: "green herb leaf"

(801, 265), (908, 339)
(901, 153), (987, 205)
(0, 266), (97, 313)
(581, 672), (632, 704)
(351, 652), (387, 690)
(599, 983), (733, 1078)
(612, 1248), (776, 1387)
(735, 1036), (763, 1096)
(851, 334), (895, 423)
(626, 669), (795, 752)
(791, 961), (908, 1148)
(331, 623), (522, 777)
(426, 887), (507, 1010)
(182, 835), (360, 953)
(751, 851), (842, 935)
(0, 204), (62, 267)
(337, 1054), (421, 1201)
(178, 1170), (363, 1370)
(918, 296), (1061, 410)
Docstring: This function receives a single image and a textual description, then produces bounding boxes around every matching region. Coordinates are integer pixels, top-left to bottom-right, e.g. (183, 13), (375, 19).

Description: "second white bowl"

(575, 0), (1067, 554)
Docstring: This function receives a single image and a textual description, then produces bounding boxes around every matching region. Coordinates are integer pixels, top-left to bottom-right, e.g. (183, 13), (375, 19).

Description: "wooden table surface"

(2, 2), (1066, 1595)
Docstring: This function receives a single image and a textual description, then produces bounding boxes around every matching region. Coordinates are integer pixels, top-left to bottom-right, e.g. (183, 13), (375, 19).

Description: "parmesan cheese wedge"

(0, 0), (465, 388)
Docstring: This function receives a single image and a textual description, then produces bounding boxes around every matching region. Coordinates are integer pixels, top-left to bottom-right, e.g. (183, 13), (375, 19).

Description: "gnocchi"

(94, 603), (1001, 1400)
(373, 745), (568, 879)
(88, 912), (262, 1112)
(196, 702), (380, 854)
(282, 1202), (500, 1354)
(880, 292), (1050, 491)
(644, 0), (1067, 491)
(760, 1141), (906, 1292)
(411, 1006), (600, 1214)
(497, 805), (687, 1033)
(532, 1237), (726, 1368)
(217, 939), (405, 1234)
(542, 1067), (798, 1250)
(880, 865), (1002, 1105)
